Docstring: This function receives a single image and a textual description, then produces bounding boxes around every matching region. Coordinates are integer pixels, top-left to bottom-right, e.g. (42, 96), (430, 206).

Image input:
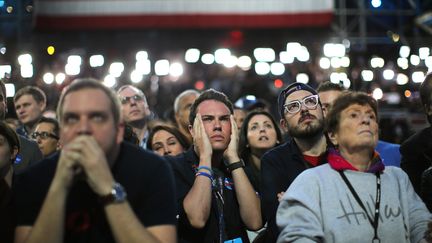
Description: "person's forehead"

(16, 94), (37, 103)
(234, 108), (246, 114)
(318, 90), (342, 102)
(285, 90), (314, 103)
(197, 99), (231, 115)
(118, 87), (141, 97)
(36, 122), (55, 131)
(62, 89), (112, 114)
(154, 129), (175, 140)
(249, 114), (271, 124)
(343, 103), (374, 113)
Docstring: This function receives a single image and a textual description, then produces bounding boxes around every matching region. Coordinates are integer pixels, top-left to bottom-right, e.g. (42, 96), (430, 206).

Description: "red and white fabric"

(35, 0), (334, 29)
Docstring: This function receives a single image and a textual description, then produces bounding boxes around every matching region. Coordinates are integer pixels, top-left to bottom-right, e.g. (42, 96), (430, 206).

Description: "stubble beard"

(288, 119), (324, 139)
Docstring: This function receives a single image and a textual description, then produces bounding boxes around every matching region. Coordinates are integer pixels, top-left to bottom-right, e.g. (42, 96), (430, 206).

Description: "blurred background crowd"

(1, 0), (432, 142)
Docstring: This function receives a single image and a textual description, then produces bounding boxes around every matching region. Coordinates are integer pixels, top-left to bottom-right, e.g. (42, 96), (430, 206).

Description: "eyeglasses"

(31, 131), (59, 140)
(283, 94), (319, 114)
(119, 95), (144, 105)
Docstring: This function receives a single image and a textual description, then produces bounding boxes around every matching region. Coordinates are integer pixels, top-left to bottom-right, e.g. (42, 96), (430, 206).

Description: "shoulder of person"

(120, 143), (171, 171)
(401, 127), (432, 151)
(262, 141), (292, 161)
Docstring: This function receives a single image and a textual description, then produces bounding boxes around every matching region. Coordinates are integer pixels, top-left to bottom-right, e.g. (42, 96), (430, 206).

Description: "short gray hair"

(117, 85), (148, 105)
(174, 89), (200, 114)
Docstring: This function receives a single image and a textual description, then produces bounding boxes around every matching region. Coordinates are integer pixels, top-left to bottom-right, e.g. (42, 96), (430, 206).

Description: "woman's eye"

(153, 145), (162, 151)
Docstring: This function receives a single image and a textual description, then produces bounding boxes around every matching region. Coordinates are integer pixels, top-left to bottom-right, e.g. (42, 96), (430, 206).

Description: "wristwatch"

(227, 159), (245, 172)
(100, 182), (127, 205)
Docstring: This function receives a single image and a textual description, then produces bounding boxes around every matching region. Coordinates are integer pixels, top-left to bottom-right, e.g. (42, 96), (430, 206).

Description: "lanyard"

(213, 176), (226, 243)
(339, 171), (381, 243)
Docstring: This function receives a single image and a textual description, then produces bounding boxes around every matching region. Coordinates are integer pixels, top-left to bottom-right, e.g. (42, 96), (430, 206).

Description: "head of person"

(233, 107), (247, 129)
(174, 89), (200, 131)
(317, 81), (344, 118)
(31, 117), (60, 157)
(420, 73), (432, 125)
(278, 82), (324, 139)
(0, 121), (20, 175)
(14, 86), (46, 127)
(0, 80), (7, 120)
(117, 85), (150, 125)
(189, 89), (234, 152)
(147, 125), (190, 156)
(239, 110), (282, 160)
(326, 91), (379, 156)
(57, 78), (124, 161)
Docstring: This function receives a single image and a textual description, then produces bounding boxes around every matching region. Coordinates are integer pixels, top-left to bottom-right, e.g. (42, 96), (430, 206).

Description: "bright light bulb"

(185, 48), (200, 63)
(361, 70), (374, 81)
(43, 72), (54, 84)
(254, 62), (270, 75)
(169, 62), (184, 77)
(372, 88), (383, 100)
(89, 55), (104, 67)
(296, 73), (309, 84)
(270, 62), (285, 76)
(155, 60), (170, 76)
(201, 53), (215, 65)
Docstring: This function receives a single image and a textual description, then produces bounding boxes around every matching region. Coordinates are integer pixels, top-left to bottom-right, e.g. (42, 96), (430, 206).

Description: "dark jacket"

(400, 127), (432, 196)
(260, 138), (327, 243)
(13, 135), (43, 175)
(421, 167), (432, 211)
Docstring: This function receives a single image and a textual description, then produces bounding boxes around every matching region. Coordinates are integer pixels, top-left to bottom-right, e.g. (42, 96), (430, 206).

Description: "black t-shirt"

(166, 148), (250, 243)
(14, 142), (177, 243)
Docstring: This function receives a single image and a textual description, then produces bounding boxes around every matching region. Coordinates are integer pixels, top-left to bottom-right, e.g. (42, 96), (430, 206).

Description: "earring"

(246, 144), (249, 148)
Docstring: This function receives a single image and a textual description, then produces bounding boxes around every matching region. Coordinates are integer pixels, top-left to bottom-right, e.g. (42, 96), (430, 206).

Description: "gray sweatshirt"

(277, 164), (431, 243)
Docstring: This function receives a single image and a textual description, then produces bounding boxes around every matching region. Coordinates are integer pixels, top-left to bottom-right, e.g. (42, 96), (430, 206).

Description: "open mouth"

(258, 136), (269, 141)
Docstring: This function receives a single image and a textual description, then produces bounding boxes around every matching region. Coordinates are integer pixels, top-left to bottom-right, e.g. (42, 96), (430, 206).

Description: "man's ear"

(280, 119), (288, 133)
(39, 101), (47, 112)
(10, 146), (18, 162)
(175, 113), (181, 125)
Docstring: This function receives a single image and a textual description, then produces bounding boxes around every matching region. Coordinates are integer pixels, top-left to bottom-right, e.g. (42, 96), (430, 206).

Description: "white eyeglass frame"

(283, 94), (319, 114)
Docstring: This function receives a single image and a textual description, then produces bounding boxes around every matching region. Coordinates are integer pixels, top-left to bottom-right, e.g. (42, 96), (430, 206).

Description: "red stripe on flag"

(35, 13), (333, 30)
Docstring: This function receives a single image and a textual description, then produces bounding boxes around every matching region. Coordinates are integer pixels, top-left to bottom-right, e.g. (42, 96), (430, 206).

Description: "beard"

(287, 115), (324, 139)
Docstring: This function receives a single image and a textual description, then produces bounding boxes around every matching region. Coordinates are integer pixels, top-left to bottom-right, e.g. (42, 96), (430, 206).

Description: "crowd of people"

(1, 74), (432, 243)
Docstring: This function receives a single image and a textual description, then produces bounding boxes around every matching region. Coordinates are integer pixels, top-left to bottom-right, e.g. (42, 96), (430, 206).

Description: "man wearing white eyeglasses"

(260, 82), (329, 243)
(117, 85), (152, 149)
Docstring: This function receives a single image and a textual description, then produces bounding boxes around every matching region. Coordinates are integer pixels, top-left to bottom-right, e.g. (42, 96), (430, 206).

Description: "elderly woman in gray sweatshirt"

(276, 91), (431, 243)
